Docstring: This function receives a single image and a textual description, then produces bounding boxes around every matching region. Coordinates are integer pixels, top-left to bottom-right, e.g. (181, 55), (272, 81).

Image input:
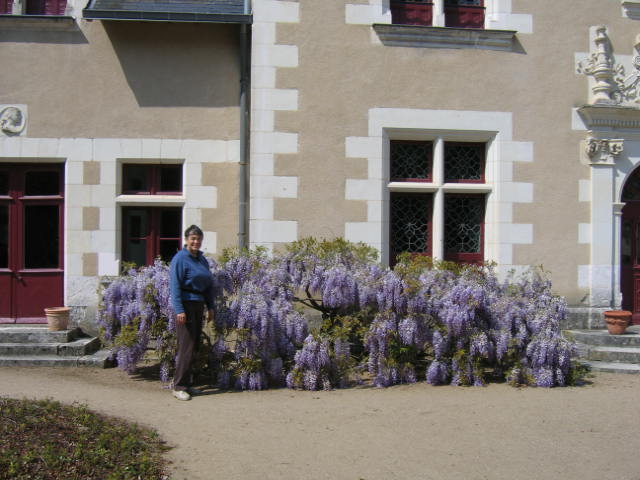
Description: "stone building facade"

(2, 0), (640, 331)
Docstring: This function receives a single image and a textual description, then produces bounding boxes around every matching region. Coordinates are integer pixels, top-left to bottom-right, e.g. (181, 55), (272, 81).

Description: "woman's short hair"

(184, 224), (204, 238)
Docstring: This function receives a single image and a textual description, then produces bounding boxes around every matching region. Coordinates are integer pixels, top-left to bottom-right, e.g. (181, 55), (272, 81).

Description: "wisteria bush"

(97, 238), (584, 391)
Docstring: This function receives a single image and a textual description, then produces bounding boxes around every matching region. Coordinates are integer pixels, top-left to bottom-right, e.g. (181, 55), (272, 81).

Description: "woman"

(169, 225), (215, 401)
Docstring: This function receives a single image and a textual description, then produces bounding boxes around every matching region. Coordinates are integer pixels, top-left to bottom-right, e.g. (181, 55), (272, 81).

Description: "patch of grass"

(0, 397), (170, 480)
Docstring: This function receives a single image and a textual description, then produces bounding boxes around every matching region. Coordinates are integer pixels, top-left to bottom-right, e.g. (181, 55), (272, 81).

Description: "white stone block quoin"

(253, 45), (299, 68)
(251, 176), (297, 199)
(501, 223), (533, 244)
(345, 221), (383, 247)
(579, 223), (591, 244)
(251, 220), (298, 243)
(253, 0), (299, 23)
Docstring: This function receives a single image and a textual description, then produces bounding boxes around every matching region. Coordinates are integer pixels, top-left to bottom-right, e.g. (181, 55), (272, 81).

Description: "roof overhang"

(82, 0), (252, 24)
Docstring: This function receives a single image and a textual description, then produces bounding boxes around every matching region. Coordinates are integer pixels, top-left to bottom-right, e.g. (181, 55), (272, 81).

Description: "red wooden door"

(0, 164), (64, 323)
(621, 202), (640, 325)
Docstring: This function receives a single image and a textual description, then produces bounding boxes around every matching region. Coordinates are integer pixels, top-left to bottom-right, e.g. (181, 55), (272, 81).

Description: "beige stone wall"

(267, 0), (636, 304)
(0, 20), (241, 139)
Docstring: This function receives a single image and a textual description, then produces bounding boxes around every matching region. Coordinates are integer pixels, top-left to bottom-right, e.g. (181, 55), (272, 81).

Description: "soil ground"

(0, 366), (639, 480)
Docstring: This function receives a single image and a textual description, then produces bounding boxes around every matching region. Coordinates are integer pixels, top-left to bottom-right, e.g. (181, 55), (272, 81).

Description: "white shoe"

(172, 390), (191, 401)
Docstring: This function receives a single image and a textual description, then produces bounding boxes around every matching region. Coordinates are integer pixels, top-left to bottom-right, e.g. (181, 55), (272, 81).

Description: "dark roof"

(83, 0), (252, 24)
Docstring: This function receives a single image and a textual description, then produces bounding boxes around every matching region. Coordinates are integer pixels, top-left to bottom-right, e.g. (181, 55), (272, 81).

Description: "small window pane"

(0, 172), (7, 195)
(390, 141), (433, 181)
(160, 208), (181, 237)
(126, 239), (148, 267)
(160, 240), (180, 264)
(159, 165), (182, 193)
(390, 193), (432, 259)
(444, 142), (485, 183)
(24, 205), (59, 268)
(126, 209), (148, 239)
(444, 196), (484, 254)
(123, 165), (149, 194)
(0, 206), (7, 268)
(25, 171), (59, 196)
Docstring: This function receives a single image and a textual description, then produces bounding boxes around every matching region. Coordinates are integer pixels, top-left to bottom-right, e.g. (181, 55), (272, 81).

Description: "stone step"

(582, 360), (640, 374)
(564, 326), (640, 347)
(0, 326), (81, 343)
(585, 345), (640, 363)
(0, 337), (100, 357)
(0, 349), (113, 368)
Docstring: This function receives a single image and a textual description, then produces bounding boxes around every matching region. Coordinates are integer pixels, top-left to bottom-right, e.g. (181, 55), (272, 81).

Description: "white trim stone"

(250, 0), (301, 250)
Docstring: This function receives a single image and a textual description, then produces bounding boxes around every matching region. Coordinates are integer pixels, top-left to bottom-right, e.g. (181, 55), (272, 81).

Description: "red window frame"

(443, 193), (485, 265)
(122, 207), (182, 267)
(390, 1), (433, 26)
(444, 0), (485, 29)
(122, 164), (183, 195)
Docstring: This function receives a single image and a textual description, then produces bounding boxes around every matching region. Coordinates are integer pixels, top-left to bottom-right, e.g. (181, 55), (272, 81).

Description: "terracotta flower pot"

(603, 310), (631, 335)
(44, 307), (71, 331)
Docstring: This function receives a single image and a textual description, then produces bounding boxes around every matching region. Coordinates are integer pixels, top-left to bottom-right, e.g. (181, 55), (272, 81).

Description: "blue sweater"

(169, 248), (215, 315)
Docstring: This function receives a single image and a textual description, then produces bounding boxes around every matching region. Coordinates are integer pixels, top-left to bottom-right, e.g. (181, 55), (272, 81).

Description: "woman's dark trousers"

(174, 300), (204, 391)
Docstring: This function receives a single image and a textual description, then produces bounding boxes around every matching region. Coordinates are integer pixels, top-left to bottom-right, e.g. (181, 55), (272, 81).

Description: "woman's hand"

(176, 312), (186, 325)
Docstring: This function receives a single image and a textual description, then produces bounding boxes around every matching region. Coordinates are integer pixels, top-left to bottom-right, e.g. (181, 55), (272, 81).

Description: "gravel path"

(1, 367), (639, 480)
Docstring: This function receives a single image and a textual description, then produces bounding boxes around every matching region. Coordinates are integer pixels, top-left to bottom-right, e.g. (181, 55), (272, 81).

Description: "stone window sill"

(373, 24), (517, 51)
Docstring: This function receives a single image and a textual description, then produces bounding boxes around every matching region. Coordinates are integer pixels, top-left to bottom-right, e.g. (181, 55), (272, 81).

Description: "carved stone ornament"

(0, 106), (26, 135)
(585, 137), (624, 164)
(577, 26), (640, 106)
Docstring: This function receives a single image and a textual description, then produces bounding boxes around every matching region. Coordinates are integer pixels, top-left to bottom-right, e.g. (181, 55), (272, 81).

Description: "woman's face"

(185, 234), (202, 255)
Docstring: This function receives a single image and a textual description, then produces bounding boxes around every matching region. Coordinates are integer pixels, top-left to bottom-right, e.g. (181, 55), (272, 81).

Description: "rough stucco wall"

(202, 162), (240, 252)
(271, 0), (633, 304)
(0, 20), (241, 139)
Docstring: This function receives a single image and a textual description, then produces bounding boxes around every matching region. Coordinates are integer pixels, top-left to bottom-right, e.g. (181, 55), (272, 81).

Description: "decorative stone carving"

(585, 137), (624, 164)
(578, 26), (640, 106)
(0, 106), (26, 135)
(577, 26), (621, 104)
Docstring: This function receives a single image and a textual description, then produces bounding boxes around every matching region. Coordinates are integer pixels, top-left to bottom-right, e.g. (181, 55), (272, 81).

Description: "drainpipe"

(238, 0), (251, 249)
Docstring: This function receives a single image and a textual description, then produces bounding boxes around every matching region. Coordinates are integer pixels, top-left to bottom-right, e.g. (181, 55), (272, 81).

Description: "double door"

(0, 164), (64, 323)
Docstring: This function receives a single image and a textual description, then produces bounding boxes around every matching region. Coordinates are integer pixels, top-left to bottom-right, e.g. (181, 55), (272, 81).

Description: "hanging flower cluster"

(97, 238), (583, 391)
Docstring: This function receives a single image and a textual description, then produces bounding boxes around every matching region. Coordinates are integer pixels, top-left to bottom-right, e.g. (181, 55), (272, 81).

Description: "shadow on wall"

(0, 22), (88, 44)
(104, 21), (240, 108)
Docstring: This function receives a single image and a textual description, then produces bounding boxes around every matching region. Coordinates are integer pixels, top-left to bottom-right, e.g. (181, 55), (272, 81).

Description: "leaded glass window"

(444, 142), (485, 183)
(444, 194), (484, 263)
(390, 193), (432, 262)
(390, 141), (433, 182)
